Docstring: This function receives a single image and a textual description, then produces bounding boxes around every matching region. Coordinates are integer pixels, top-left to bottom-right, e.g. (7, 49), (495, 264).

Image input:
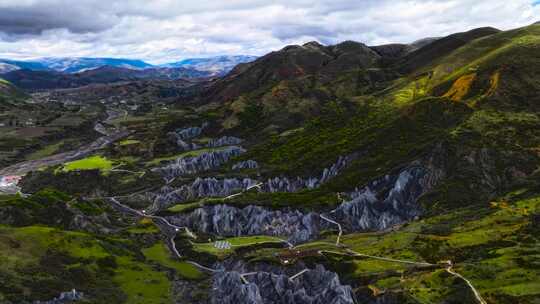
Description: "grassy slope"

(0, 191), (206, 303)
(191, 235), (284, 258)
(142, 243), (205, 279)
(0, 225), (173, 304)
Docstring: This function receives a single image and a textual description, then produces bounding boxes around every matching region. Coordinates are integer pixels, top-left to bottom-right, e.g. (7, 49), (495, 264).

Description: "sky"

(0, 0), (539, 64)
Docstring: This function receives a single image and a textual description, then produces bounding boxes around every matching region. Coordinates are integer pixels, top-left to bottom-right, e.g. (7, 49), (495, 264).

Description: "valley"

(1, 22), (539, 304)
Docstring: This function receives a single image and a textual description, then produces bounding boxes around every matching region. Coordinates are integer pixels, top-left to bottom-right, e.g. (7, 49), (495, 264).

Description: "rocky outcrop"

(149, 177), (259, 210)
(173, 123), (208, 140)
(232, 160), (259, 170)
(331, 145), (446, 232)
(332, 166), (433, 231)
(175, 139), (201, 152)
(168, 123), (208, 150)
(169, 204), (324, 244)
(93, 123), (109, 136)
(150, 155), (348, 208)
(33, 289), (84, 304)
(211, 265), (355, 304)
(207, 136), (243, 148)
(153, 146), (246, 179)
(262, 155), (350, 192)
(169, 158), (442, 243)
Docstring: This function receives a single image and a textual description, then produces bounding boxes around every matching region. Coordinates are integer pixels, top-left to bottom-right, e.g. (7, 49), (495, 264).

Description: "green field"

(60, 155), (114, 172)
(142, 243), (205, 279)
(0, 225), (173, 304)
(26, 141), (64, 160)
(192, 235), (284, 257)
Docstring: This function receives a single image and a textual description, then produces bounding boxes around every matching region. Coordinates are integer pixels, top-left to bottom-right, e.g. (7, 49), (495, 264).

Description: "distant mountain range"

(0, 55), (257, 91)
(160, 55), (257, 74)
(0, 55), (257, 75)
(0, 65), (215, 91)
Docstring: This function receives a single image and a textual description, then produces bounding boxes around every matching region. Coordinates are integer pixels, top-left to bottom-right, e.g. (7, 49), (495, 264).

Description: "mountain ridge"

(0, 55), (257, 75)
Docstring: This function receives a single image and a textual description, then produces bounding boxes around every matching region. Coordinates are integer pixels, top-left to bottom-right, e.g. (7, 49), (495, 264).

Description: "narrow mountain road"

(320, 214), (343, 246)
(240, 268), (310, 284)
(107, 197), (217, 273)
(446, 263), (487, 304)
(320, 248), (486, 303)
(223, 182), (263, 200)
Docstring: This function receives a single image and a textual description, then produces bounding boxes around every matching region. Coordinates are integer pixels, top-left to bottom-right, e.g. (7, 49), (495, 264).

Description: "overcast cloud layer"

(0, 0), (539, 63)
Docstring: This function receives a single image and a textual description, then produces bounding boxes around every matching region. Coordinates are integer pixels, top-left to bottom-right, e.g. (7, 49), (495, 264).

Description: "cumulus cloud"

(0, 0), (538, 63)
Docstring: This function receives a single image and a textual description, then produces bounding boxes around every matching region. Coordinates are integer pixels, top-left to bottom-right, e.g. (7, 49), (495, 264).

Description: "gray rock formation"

(332, 166), (435, 231)
(173, 123), (208, 140)
(211, 265), (355, 304)
(331, 144), (446, 232)
(149, 155), (348, 209)
(232, 160), (259, 170)
(207, 136), (243, 148)
(168, 123), (209, 150)
(149, 177), (259, 210)
(93, 123), (109, 136)
(153, 146), (246, 179)
(169, 204), (324, 244)
(175, 139), (201, 152)
(169, 161), (441, 244)
(262, 155), (350, 192)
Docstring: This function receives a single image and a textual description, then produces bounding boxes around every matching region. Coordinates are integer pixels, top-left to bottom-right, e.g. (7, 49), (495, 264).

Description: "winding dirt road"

(107, 197), (217, 273)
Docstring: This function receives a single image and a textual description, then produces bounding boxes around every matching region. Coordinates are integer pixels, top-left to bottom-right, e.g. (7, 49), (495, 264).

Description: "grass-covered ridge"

(142, 243), (205, 279)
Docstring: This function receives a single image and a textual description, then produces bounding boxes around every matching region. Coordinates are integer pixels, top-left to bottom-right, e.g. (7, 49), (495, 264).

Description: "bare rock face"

(169, 162), (441, 244)
(169, 204), (323, 244)
(211, 265), (355, 304)
(149, 177), (258, 210)
(232, 160), (259, 170)
(332, 166), (434, 231)
(168, 123), (209, 151)
(150, 155), (348, 208)
(175, 139), (201, 152)
(207, 136), (243, 148)
(332, 145), (446, 232)
(262, 155), (350, 192)
(153, 146), (246, 179)
(172, 123), (208, 141)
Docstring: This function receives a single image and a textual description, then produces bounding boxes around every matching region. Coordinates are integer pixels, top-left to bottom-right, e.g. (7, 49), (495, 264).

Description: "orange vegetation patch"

(443, 73), (477, 102)
(485, 71), (500, 97)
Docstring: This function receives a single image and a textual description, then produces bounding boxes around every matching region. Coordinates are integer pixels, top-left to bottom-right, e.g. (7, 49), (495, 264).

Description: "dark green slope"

(0, 78), (28, 108)
(398, 26), (501, 73)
